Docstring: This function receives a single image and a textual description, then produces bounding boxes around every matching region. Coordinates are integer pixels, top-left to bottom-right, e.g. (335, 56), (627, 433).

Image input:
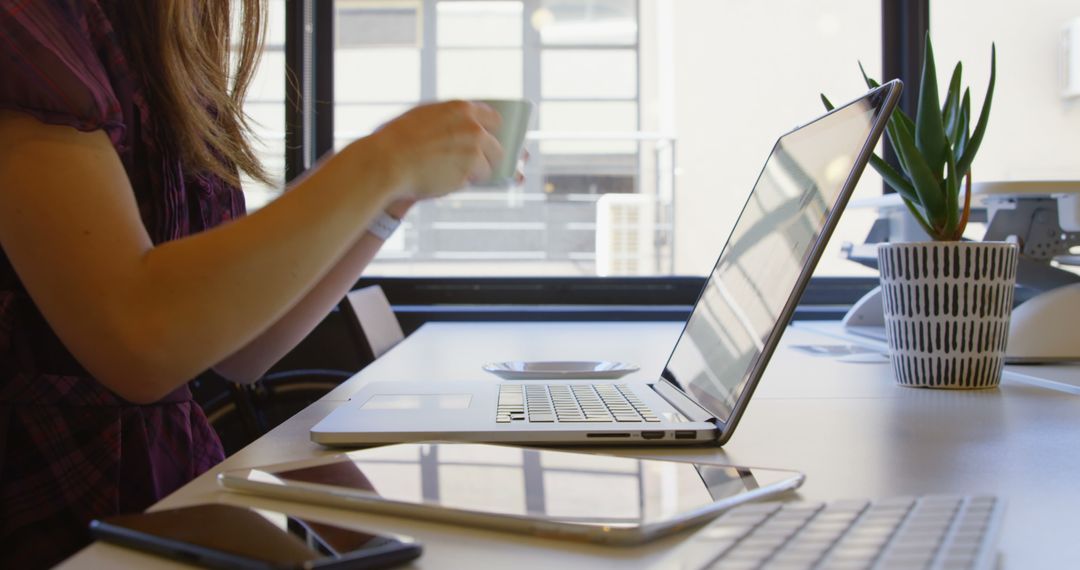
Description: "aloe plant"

(822, 34), (996, 241)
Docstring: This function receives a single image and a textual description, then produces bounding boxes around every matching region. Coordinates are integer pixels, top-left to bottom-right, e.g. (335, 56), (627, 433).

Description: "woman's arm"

(216, 141), (528, 383)
(210, 200), (412, 383)
(215, 144), (526, 382)
(0, 101), (501, 403)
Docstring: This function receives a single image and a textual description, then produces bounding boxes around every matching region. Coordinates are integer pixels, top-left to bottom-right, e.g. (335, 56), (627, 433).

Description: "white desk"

(61, 322), (1080, 568)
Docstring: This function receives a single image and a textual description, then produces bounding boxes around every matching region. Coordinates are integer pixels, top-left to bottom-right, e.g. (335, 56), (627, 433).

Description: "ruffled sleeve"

(0, 0), (124, 144)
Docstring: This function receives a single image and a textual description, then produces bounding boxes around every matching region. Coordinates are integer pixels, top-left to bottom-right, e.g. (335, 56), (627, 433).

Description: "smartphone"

(90, 503), (421, 569)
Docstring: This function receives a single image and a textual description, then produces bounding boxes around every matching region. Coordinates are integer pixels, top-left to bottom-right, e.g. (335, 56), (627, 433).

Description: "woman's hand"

(368, 100), (504, 201)
(515, 148), (530, 186)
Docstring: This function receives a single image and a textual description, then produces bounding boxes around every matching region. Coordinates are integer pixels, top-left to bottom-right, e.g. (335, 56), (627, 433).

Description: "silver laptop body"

(312, 81), (902, 446)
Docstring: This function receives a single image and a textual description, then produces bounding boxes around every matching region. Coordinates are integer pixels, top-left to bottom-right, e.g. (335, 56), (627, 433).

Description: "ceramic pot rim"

(877, 241), (1017, 249)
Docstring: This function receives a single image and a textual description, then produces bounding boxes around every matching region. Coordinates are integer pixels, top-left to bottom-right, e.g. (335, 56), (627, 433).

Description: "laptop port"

(640, 431), (665, 440)
(674, 430), (697, 440)
(586, 432), (630, 438)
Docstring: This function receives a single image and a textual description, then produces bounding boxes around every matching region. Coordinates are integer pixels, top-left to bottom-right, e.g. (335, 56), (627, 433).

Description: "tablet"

(218, 442), (803, 545)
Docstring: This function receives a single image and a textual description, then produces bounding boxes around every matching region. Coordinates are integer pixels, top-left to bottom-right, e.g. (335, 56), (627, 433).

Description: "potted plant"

(823, 35), (1018, 389)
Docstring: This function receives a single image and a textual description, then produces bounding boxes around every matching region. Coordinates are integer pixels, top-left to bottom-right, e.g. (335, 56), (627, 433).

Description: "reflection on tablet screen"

(269, 443), (772, 528)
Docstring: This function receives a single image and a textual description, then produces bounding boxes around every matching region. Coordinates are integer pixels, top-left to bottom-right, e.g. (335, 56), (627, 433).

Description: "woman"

(0, 1), (503, 566)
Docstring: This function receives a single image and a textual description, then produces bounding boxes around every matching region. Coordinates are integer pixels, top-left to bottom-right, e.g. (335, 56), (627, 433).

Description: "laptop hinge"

(651, 380), (716, 424)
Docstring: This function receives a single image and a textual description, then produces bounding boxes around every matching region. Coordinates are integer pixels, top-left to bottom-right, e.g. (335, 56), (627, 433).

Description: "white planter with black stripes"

(877, 242), (1019, 389)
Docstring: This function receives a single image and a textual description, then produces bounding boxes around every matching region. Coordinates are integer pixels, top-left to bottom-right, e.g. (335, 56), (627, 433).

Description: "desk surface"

(62, 322), (1080, 568)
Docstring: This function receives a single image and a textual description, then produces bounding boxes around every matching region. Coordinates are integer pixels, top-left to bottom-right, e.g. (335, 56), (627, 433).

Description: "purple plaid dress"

(1, 1), (243, 567)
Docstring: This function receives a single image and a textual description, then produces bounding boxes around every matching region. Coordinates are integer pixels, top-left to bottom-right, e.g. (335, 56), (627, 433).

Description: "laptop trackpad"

(360, 394), (472, 411)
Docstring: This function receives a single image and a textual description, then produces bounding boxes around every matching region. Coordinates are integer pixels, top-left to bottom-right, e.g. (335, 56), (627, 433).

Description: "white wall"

(933, 0), (1080, 180)
(658, 0), (882, 275)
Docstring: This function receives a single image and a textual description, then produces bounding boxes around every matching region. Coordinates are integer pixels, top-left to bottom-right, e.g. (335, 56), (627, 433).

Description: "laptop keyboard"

(495, 384), (660, 423)
(668, 495), (1002, 570)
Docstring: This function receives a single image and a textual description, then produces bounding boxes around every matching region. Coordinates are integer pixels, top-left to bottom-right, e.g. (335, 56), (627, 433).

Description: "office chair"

(342, 284), (405, 362)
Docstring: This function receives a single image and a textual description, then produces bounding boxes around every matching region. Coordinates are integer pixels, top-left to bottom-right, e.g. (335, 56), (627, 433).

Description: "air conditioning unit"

(595, 194), (657, 276)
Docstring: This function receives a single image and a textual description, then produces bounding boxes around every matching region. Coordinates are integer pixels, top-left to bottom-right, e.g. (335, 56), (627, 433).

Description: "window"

(437, 1), (523, 99)
(333, 0), (647, 276)
(334, 1), (421, 148)
(250, 1), (886, 280)
(238, 0), (287, 210)
(337, 6), (421, 47)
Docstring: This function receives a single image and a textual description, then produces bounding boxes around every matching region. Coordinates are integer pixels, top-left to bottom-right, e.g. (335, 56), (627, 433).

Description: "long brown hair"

(125, 1), (270, 188)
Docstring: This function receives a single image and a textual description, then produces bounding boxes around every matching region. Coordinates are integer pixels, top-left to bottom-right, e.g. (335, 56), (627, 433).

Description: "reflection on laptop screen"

(664, 89), (890, 423)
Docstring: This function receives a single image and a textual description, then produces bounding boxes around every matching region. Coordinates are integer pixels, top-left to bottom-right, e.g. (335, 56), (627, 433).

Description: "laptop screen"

(662, 84), (898, 426)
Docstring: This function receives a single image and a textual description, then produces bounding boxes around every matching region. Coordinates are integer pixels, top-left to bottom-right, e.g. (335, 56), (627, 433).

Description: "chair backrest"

(344, 285), (405, 359)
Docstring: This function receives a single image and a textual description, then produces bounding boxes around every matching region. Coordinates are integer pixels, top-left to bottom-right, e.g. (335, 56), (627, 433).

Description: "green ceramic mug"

(475, 99), (533, 188)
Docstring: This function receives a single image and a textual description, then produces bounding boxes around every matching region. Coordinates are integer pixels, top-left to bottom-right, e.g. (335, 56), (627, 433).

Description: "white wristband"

(366, 211), (401, 241)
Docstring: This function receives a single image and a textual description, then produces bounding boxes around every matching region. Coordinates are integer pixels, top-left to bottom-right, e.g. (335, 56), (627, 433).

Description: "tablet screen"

(235, 443), (800, 530)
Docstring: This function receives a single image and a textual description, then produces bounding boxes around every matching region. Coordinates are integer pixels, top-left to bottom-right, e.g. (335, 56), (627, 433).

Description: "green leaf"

(894, 121), (947, 231)
(915, 34), (948, 181)
(942, 62), (963, 142)
(820, 93), (836, 112)
(944, 137), (960, 234)
(892, 106), (916, 140)
(957, 43), (996, 177)
(882, 119), (909, 175)
(902, 197), (938, 239)
(889, 111), (917, 174)
(954, 89), (971, 165)
(891, 105), (915, 145)
(884, 118), (915, 188)
(858, 62), (881, 89)
(868, 153), (917, 203)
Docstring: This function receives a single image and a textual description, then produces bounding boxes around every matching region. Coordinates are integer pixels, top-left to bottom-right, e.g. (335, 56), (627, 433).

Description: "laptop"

(312, 81), (902, 447)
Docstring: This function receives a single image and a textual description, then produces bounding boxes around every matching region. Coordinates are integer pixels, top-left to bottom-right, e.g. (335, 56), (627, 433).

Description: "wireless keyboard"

(660, 495), (1003, 570)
